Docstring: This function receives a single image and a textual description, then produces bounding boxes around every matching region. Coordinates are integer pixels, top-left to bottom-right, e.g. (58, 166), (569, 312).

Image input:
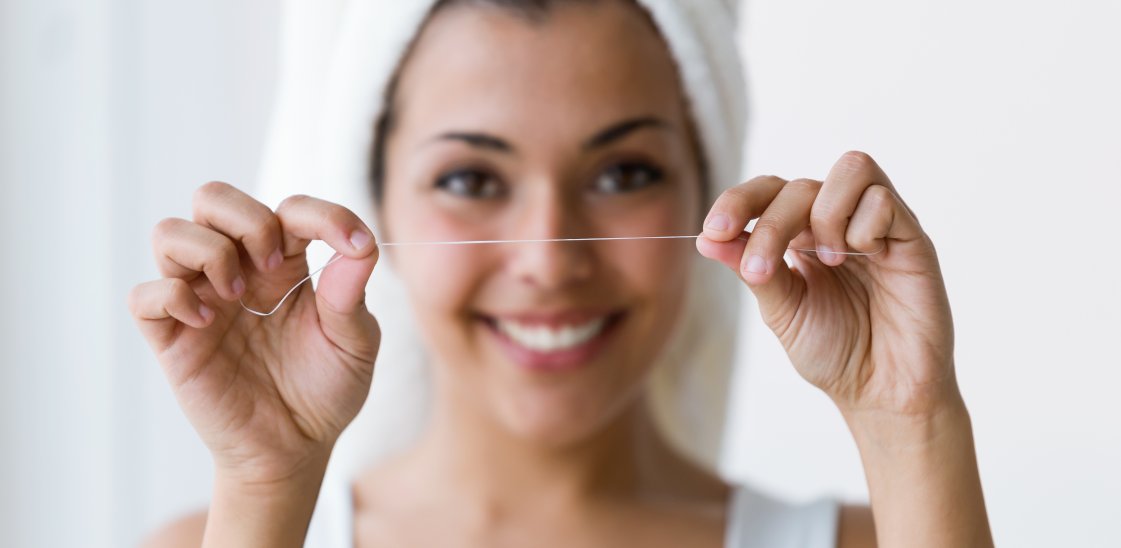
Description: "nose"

(507, 189), (595, 291)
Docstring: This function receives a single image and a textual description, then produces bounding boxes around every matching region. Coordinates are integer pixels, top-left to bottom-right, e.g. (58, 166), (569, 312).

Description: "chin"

(488, 374), (644, 449)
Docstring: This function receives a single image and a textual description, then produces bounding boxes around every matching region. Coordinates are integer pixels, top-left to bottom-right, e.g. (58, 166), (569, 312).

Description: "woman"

(131, 0), (992, 546)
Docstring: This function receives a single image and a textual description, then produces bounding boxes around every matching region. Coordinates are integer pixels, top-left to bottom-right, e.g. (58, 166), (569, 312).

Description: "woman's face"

(381, 0), (703, 446)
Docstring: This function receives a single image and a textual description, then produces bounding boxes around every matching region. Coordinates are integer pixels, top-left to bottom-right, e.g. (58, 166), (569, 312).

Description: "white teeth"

(496, 317), (608, 352)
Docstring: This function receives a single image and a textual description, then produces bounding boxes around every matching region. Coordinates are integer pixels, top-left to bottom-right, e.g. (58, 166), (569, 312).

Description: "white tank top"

(305, 475), (839, 547)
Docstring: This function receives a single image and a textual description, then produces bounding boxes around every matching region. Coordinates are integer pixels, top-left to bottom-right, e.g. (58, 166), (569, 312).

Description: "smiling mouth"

(477, 311), (626, 370)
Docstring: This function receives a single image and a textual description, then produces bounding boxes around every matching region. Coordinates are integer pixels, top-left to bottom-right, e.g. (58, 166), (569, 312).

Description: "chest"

(351, 501), (727, 548)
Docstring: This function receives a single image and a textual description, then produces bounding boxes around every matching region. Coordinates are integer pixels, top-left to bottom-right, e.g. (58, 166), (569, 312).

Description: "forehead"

(392, 1), (689, 140)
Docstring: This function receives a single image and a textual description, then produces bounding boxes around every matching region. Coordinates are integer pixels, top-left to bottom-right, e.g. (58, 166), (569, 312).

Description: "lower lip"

(482, 314), (623, 372)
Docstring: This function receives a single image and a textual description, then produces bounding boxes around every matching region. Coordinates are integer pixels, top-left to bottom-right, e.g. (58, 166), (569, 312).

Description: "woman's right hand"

(128, 182), (381, 487)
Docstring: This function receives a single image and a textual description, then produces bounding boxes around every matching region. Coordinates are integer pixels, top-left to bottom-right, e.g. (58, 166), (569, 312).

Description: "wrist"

(832, 359), (964, 422)
(204, 450), (331, 548)
(840, 387), (970, 451)
(213, 443), (333, 493)
(214, 457), (329, 502)
(841, 391), (993, 548)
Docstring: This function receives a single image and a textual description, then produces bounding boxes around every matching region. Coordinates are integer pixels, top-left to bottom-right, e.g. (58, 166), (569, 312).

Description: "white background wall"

(1, 1), (1117, 546)
(725, 5), (1121, 548)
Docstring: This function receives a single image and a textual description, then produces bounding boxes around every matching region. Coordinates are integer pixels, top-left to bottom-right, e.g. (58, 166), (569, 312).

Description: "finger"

(274, 195), (377, 259)
(732, 179), (820, 318)
(845, 184), (925, 254)
(741, 178), (820, 284)
(315, 252), (382, 365)
(811, 151), (895, 267)
(697, 225), (816, 272)
(790, 226), (818, 251)
(152, 218), (245, 301)
(192, 181), (284, 273)
(701, 175), (787, 241)
(128, 278), (213, 349)
(696, 231), (747, 272)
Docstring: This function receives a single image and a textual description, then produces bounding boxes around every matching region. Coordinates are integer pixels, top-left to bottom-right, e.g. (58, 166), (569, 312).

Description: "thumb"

(314, 250), (381, 364)
(696, 233), (803, 328)
(740, 252), (803, 329)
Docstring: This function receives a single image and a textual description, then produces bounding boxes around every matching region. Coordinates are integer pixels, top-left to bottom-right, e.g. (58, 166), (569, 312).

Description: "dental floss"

(238, 234), (884, 317)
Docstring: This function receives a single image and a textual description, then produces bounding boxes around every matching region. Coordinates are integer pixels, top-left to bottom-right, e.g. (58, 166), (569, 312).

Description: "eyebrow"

(583, 116), (672, 150)
(427, 116), (673, 154)
(432, 131), (513, 152)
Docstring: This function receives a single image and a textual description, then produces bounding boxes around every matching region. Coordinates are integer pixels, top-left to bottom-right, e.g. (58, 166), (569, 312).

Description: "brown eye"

(435, 169), (505, 199)
(593, 163), (665, 194)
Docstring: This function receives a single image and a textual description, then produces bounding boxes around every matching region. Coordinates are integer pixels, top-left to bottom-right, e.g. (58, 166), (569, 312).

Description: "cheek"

(614, 242), (693, 356)
(609, 178), (702, 318)
(392, 247), (477, 304)
(600, 195), (696, 374)
(382, 183), (492, 299)
(381, 196), (495, 358)
(592, 186), (698, 294)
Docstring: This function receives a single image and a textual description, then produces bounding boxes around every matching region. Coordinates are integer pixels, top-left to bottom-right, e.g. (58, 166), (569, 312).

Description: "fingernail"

(817, 245), (838, 263)
(232, 276), (246, 296)
(349, 229), (371, 250)
(267, 248), (283, 270)
(198, 304), (213, 322)
(705, 213), (730, 232)
(745, 255), (767, 275)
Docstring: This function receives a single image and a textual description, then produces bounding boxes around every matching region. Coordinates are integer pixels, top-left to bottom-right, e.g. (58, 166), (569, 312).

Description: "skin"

(133, 1), (991, 547)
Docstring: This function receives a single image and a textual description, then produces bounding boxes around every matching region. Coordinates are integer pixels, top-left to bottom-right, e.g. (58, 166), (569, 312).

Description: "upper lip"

(480, 308), (622, 328)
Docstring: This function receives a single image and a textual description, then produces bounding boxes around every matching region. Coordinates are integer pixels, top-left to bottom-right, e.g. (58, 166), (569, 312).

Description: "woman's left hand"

(697, 151), (957, 416)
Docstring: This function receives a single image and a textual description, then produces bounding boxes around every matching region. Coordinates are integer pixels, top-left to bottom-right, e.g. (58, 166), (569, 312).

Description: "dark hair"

(369, 0), (709, 207)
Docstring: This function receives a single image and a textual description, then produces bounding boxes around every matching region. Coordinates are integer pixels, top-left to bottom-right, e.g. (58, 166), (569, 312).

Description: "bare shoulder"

(141, 509), (207, 548)
(837, 504), (876, 548)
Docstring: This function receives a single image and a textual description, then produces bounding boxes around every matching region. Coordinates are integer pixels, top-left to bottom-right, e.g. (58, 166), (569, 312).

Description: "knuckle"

(199, 237), (239, 274)
(865, 184), (894, 208)
(718, 182), (756, 207)
(164, 276), (187, 294)
(719, 184), (749, 204)
(838, 150), (875, 172)
(246, 214), (281, 246)
(214, 238), (240, 266)
(723, 175), (782, 200)
(277, 193), (311, 213)
(750, 219), (782, 241)
(194, 181), (233, 204)
(162, 278), (191, 304)
(745, 174), (785, 187)
(786, 177), (822, 195)
(151, 217), (182, 243)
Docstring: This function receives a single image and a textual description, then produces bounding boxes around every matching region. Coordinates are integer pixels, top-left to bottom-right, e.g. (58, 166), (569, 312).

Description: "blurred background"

(1, 0), (1118, 546)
